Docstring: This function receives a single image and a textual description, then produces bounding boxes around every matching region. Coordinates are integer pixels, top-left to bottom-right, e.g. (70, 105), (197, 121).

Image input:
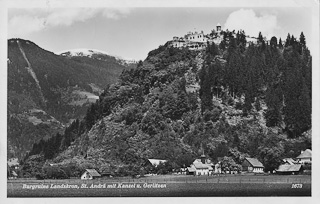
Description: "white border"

(1, 0), (319, 204)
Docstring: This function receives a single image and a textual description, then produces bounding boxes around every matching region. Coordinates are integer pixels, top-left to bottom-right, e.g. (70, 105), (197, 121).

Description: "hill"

(19, 31), (312, 178)
(7, 39), (131, 160)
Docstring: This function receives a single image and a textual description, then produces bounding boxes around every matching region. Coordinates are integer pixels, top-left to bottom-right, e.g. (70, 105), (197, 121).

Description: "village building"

(81, 169), (101, 180)
(296, 149), (312, 164)
(187, 154), (214, 176)
(171, 23), (223, 50)
(241, 158), (264, 173)
(276, 164), (303, 175)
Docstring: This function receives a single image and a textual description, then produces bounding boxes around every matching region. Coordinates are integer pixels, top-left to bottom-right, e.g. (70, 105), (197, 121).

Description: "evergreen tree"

(279, 38), (283, 49)
(285, 33), (291, 47)
(299, 32), (306, 46)
(258, 32), (264, 43)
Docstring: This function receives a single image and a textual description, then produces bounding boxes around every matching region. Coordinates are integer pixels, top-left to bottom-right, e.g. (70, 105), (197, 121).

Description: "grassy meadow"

(7, 174), (311, 197)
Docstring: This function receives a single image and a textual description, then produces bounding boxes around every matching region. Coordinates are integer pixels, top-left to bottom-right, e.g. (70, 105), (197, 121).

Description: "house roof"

(193, 163), (213, 170)
(245, 158), (264, 168)
(187, 166), (196, 172)
(217, 23), (221, 27)
(193, 158), (213, 165)
(296, 149), (312, 159)
(148, 159), (167, 167)
(85, 169), (101, 177)
(277, 164), (302, 172)
(282, 158), (296, 165)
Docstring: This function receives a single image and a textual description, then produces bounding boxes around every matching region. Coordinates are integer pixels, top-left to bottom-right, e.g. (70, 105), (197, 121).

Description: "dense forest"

(20, 30), (311, 178)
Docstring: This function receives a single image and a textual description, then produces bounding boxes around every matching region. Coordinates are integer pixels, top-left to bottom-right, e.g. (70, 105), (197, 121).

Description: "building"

(81, 169), (101, 180)
(185, 31), (207, 43)
(216, 23), (221, 33)
(276, 164), (303, 175)
(241, 158), (264, 173)
(170, 23), (223, 50)
(296, 149), (312, 164)
(187, 154), (214, 176)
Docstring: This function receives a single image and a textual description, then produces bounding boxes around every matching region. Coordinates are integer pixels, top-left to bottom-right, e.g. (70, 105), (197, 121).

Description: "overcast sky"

(7, 6), (314, 60)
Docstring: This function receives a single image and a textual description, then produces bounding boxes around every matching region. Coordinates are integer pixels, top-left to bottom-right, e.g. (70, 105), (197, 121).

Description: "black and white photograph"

(1, 0), (319, 201)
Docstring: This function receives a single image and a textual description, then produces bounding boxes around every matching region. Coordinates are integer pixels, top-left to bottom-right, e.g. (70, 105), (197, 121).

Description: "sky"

(7, 6), (314, 60)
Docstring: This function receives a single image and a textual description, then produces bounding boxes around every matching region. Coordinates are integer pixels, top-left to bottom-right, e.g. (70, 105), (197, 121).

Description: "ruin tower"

(216, 23), (222, 33)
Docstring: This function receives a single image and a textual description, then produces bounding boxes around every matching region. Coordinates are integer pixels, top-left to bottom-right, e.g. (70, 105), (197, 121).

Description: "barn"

(81, 169), (101, 180)
(242, 158), (264, 173)
(276, 164), (303, 175)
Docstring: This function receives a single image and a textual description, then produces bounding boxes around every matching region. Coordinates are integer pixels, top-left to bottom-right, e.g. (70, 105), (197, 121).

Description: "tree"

(258, 32), (264, 43)
(265, 84), (283, 127)
(285, 33), (291, 47)
(299, 32), (306, 46)
(278, 38), (283, 49)
(282, 47), (311, 137)
(141, 110), (165, 135)
(270, 36), (278, 49)
(175, 91), (190, 119)
(258, 146), (284, 172)
(220, 156), (241, 173)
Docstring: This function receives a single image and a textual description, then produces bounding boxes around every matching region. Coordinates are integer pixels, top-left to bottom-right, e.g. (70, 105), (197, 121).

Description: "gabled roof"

(193, 158), (213, 165)
(85, 169), (101, 177)
(193, 163), (213, 170)
(187, 166), (196, 172)
(277, 164), (302, 172)
(245, 158), (264, 168)
(217, 23), (221, 27)
(282, 158), (296, 165)
(296, 149), (312, 159)
(148, 159), (167, 167)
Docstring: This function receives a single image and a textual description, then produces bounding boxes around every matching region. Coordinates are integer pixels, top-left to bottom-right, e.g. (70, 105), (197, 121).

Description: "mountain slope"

(56, 48), (138, 68)
(7, 38), (130, 160)
(21, 31), (312, 178)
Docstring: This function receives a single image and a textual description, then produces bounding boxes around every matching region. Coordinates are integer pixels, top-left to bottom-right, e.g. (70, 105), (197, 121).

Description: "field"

(7, 174), (311, 197)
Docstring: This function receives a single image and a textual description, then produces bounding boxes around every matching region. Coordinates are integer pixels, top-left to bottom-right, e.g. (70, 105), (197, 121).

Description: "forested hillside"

(7, 39), (130, 160)
(20, 30), (311, 178)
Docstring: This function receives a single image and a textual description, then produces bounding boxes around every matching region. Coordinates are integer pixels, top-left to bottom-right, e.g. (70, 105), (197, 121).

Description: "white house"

(296, 149), (312, 164)
(193, 162), (213, 175)
(81, 169), (101, 180)
(187, 154), (214, 175)
(170, 23), (223, 50)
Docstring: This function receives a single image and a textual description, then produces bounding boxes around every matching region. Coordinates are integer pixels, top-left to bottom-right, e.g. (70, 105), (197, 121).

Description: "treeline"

(199, 31), (311, 137)
(22, 119), (85, 163)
